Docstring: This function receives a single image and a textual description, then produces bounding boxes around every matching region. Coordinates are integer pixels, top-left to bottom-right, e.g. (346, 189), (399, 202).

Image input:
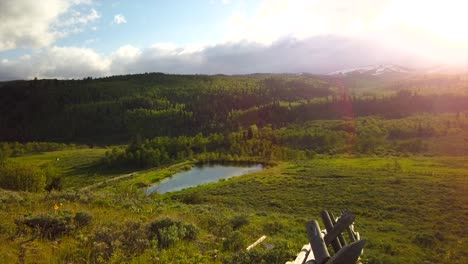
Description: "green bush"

(230, 215), (249, 230)
(148, 218), (198, 248)
(413, 233), (436, 248)
(222, 231), (246, 252)
(0, 162), (46, 192)
(262, 221), (284, 235)
(176, 192), (205, 204)
(74, 211), (92, 228)
(45, 177), (63, 192)
(17, 213), (74, 239)
(43, 163), (61, 192)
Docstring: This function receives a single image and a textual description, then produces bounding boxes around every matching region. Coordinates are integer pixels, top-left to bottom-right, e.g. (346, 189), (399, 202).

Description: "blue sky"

(0, 0), (467, 80)
(54, 0), (259, 55)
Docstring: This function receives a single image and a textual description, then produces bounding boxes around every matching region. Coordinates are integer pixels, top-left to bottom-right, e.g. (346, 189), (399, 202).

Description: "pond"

(145, 163), (264, 194)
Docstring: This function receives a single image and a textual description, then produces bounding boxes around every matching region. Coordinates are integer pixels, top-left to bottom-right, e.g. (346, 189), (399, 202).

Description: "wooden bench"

(286, 210), (366, 264)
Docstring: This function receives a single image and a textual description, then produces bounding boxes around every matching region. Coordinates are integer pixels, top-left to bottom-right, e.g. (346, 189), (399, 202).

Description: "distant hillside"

(0, 72), (467, 144)
(0, 73), (331, 143)
(328, 64), (410, 76)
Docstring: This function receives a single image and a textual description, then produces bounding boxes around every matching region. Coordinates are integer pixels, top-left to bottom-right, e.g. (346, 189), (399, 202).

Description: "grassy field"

(9, 148), (125, 188)
(0, 149), (467, 263)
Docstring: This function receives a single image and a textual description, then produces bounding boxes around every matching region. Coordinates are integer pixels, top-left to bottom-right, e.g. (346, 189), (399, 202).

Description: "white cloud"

(0, 36), (436, 80)
(0, 46), (109, 80)
(222, 0), (468, 51)
(222, 0), (395, 44)
(2, 0), (468, 80)
(0, 0), (98, 52)
(58, 8), (100, 27)
(113, 14), (127, 24)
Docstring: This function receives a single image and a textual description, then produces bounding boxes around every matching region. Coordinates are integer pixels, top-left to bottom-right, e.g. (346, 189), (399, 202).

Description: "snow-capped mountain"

(328, 64), (410, 76)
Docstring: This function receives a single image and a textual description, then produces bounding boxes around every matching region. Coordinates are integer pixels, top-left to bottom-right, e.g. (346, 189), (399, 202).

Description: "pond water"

(145, 163), (264, 194)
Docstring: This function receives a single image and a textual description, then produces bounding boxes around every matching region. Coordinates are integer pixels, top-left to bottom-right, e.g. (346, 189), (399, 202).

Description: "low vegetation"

(0, 73), (467, 263)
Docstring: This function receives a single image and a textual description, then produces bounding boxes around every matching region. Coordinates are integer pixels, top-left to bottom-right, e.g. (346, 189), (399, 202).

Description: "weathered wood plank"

(324, 212), (355, 245)
(321, 210), (342, 253)
(246, 235), (266, 251)
(305, 245), (316, 264)
(306, 220), (330, 264)
(341, 210), (357, 242)
(329, 211), (347, 246)
(325, 239), (366, 264)
(293, 244), (311, 264)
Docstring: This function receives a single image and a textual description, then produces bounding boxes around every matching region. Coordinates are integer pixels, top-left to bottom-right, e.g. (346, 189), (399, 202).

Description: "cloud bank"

(0, 35), (432, 80)
(0, 0), (97, 52)
(1, 0), (467, 80)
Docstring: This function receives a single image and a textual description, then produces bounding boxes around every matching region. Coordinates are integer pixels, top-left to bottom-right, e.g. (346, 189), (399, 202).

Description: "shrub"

(395, 139), (427, 153)
(148, 218), (198, 248)
(262, 221), (284, 235)
(91, 221), (150, 261)
(230, 215), (249, 230)
(0, 162), (46, 192)
(43, 163), (62, 192)
(74, 211), (92, 228)
(177, 192), (205, 204)
(413, 233), (436, 248)
(222, 231), (246, 252)
(17, 213), (74, 239)
(45, 177), (63, 192)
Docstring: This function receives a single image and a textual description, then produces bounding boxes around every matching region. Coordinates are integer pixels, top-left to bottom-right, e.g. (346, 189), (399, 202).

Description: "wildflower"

(54, 204), (59, 210)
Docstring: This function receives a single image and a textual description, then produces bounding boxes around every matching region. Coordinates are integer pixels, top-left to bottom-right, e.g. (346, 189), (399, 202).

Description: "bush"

(91, 221), (150, 262)
(222, 231), (246, 252)
(230, 215), (249, 230)
(262, 221), (284, 235)
(45, 177), (63, 192)
(43, 163), (61, 192)
(395, 139), (427, 153)
(0, 162), (46, 192)
(148, 218), (198, 248)
(178, 192), (205, 204)
(413, 233), (436, 248)
(17, 213), (74, 239)
(119, 221), (150, 256)
(74, 211), (92, 228)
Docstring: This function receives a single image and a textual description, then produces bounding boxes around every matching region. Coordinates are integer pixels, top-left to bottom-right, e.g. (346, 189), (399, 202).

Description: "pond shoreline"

(146, 162), (265, 195)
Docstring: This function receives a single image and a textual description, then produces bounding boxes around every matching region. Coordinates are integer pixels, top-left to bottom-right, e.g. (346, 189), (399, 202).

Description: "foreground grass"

(0, 154), (467, 263)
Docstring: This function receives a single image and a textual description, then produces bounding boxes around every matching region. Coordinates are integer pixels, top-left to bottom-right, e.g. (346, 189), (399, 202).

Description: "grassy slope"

(171, 157), (467, 263)
(1, 148), (467, 263)
(9, 148), (120, 188)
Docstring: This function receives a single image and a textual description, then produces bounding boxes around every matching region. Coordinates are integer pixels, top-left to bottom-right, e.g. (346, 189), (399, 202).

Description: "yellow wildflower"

(54, 204), (59, 210)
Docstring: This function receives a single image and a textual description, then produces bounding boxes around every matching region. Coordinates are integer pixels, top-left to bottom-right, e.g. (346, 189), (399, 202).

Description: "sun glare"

(391, 0), (468, 45)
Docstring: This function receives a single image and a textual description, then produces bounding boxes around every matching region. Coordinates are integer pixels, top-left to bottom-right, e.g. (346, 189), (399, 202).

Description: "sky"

(1, 0), (468, 80)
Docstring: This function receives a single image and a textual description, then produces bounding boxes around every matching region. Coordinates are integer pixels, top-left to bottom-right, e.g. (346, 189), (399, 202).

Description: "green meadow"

(0, 73), (467, 263)
(0, 147), (466, 263)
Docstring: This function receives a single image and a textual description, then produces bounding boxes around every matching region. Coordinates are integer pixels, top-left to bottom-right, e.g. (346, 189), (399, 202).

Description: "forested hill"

(0, 73), (330, 143)
(1, 72), (467, 144)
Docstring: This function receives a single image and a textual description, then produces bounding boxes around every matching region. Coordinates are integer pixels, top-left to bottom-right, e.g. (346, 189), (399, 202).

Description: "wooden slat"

(306, 220), (330, 264)
(323, 212), (355, 245)
(305, 246), (316, 264)
(246, 235), (266, 251)
(326, 239), (366, 264)
(341, 210), (357, 242)
(293, 244), (311, 264)
(329, 211), (347, 246)
(321, 210), (342, 253)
